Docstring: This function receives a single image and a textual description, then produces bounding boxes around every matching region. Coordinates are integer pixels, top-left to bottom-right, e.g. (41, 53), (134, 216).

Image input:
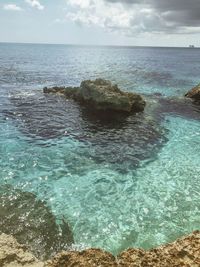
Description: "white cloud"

(25, 0), (44, 10)
(66, 11), (101, 27)
(66, 0), (200, 35)
(3, 4), (22, 11)
(68, 0), (93, 9)
(53, 18), (63, 24)
(66, 0), (148, 34)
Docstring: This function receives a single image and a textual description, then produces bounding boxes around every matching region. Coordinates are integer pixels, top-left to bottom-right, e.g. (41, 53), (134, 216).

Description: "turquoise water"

(0, 43), (200, 255)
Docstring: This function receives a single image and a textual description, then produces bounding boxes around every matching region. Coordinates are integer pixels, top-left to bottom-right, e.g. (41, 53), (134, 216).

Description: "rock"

(1, 231), (200, 266)
(185, 84), (200, 102)
(3, 91), (167, 173)
(154, 95), (200, 121)
(45, 248), (117, 267)
(117, 230), (200, 267)
(43, 86), (80, 100)
(45, 231), (200, 266)
(43, 79), (146, 113)
(0, 185), (74, 260)
(0, 233), (44, 267)
(80, 79), (146, 112)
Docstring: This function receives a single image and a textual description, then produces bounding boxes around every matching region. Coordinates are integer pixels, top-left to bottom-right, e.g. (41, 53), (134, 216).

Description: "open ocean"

(0, 43), (200, 255)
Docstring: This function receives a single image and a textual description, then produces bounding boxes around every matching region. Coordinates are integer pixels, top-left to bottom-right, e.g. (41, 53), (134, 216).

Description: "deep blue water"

(0, 43), (200, 254)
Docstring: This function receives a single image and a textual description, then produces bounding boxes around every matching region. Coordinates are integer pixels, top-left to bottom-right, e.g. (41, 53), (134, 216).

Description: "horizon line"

(0, 41), (199, 49)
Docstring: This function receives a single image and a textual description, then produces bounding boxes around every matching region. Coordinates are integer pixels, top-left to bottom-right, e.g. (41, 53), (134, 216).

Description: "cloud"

(68, 0), (94, 9)
(3, 4), (22, 11)
(25, 0), (44, 10)
(66, 0), (200, 35)
(105, 0), (200, 31)
(66, 0), (133, 30)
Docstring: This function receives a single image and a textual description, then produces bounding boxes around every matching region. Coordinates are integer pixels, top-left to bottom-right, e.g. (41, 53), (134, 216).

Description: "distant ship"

(189, 45), (195, 48)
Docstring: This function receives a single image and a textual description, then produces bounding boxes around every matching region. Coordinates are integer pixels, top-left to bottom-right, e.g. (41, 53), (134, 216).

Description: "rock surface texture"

(45, 249), (117, 267)
(185, 84), (200, 102)
(43, 79), (146, 113)
(0, 234), (44, 267)
(118, 230), (200, 266)
(1, 231), (200, 266)
(45, 231), (200, 267)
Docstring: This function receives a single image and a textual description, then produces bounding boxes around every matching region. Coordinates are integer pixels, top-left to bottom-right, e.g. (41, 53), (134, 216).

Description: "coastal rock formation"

(118, 230), (200, 266)
(0, 185), (74, 260)
(0, 233), (44, 267)
(46, 231), (200, 267)
(3, 91), (168, 173)
(0, 231), (199, 266)
(185, 83), (200, 102)
(45, 249), (117, 267)
(4, 91), (200, 175)
(43, 79), (146, 113)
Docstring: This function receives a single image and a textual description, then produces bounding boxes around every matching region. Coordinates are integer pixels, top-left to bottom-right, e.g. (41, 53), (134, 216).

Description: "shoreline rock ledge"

(1, 231), (200, 266)
(43, 79), (146, 113)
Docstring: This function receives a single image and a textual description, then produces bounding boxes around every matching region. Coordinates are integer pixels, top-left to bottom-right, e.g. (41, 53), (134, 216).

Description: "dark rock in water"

(185, 83), (200, 102)
(3, 91), (167, 172)
(3, 92), (82, 140)
(43, 86), (80, 100)
(44, 79), (146, 113)
(5, 89), (199, 173)
(153, 92), (163, 97)
(150, 95), (200, 121)
(0, 185), (74, 260)
(79, 106), (168, 171)
(9, 85), (200, 173)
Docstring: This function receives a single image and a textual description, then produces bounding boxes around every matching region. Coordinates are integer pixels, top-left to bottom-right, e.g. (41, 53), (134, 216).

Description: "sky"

(0, 0), (200, 47)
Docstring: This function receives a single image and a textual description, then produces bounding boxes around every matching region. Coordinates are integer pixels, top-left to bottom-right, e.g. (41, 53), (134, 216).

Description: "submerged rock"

(6, 87), (200, 173)
(3, 91), (167, 173)
(0, 233), (44, 267)
(43, 79), (146, 113)
(0, 185), (74, 260)
(151, 95), (200, 121)
(185, 83), (200, 102)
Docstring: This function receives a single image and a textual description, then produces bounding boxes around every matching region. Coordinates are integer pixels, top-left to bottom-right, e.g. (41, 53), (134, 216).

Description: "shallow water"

(0, 43), (200, 255)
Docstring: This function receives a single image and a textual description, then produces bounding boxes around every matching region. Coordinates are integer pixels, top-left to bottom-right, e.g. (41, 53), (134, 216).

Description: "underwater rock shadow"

(149, 94), (200, 121)
(164, 98), (200, 120)
(2, 90), (169, 172)
(0, 184), (74, 260)
(3, 92), (83, 140)
(83, 93), (200, 171)
(78, 106), (168, 169)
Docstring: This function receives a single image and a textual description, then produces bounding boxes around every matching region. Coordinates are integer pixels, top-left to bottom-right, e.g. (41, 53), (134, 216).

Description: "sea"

(0, 43), (200, 255)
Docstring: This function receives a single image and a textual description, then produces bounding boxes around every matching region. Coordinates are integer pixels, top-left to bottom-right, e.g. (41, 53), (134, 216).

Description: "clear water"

(0, 43), (200, 255)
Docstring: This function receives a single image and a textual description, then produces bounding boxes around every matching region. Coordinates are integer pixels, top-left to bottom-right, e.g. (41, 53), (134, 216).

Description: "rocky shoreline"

(1, 231), (200, 267)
